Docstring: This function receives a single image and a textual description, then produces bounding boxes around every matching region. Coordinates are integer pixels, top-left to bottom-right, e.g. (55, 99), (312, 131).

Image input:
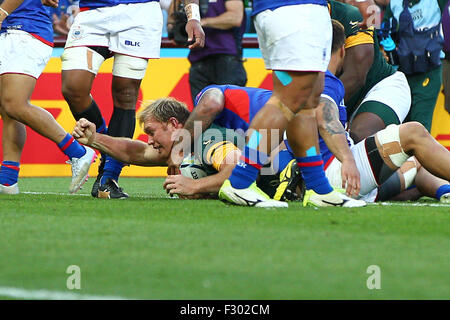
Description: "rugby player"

(167, 0), (366, 208)
(329, 0), (411, 143)
(60, 0), (205, 199)
(0, 0), (96, 195)
(73, 79), (365, 206)
(285, 20), (450, 203)
(73, 98), (247, 198)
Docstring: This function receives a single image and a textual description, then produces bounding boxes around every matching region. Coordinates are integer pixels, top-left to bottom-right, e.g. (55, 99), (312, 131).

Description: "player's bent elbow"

(198, 97), (224, 116)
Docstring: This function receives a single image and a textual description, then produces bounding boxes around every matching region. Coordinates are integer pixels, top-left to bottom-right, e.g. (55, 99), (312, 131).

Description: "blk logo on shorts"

(125, 40), (140, 47)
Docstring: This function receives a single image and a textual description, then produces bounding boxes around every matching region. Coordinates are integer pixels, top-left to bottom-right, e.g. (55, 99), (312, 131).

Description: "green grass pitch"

(0, 177), (449, 299)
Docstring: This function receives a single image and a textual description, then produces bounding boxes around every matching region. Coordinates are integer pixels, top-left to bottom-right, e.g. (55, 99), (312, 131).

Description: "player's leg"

(94, 2), (162, 199)
(0, 78), (25, 194)
(219, 71), (313, 207)
(397, 121), (450, 181)
(0, 107), (25, 194)
(375, 157), (419, 201)
(97, 61), (145, 199)
(61, 47), (109, 133)
(349, 110), (388, 144)
(1, 73), (96, 193)
(414, 166), (450, 203)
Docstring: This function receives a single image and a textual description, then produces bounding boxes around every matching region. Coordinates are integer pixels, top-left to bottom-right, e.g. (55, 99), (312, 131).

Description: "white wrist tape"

(0, 7), (9, 16)
(185, 3), (201, 21)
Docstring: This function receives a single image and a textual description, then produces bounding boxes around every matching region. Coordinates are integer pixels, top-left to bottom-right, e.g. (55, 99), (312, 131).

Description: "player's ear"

(340, 45), (345, 60)
(168, 117), (181, 128)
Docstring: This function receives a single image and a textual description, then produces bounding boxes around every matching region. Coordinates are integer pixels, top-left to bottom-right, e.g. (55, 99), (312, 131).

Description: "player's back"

(195, 84), (272, 132)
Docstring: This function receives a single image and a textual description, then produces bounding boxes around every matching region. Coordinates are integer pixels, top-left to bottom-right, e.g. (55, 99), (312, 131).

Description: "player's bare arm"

(0, 0), (24, 26)
(167, 88), (225, 174)
(200, 0), (244, 30)
(340, 44), (374, 101)
(184, 0), (205, 49)
(73, 119), (167, 167)
(316, 96), (361, 196)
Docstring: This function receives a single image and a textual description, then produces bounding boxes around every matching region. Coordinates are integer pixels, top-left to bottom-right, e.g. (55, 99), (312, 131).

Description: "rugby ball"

(179, 154), (208, 180)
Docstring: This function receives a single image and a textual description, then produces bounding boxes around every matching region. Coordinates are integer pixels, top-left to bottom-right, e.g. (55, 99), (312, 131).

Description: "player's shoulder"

(195, 85), (228, 106)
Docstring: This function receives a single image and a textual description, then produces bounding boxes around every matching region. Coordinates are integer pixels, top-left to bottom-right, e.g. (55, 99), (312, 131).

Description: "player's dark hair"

(138, 97), (191, 126)
(331, 19), (346, 53)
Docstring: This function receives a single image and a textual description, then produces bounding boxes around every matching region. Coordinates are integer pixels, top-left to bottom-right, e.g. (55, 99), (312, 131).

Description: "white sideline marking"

(373, 202), (450, 207)
(0, 286), (129, 300)
(22, 191), (90, 197)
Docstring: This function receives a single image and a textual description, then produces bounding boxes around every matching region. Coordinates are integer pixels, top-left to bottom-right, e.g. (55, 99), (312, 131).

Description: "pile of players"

(1, 0), (449, 207)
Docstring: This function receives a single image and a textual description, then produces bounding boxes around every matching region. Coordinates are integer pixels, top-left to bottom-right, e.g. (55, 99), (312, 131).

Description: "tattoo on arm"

(321, 97), (346, 135)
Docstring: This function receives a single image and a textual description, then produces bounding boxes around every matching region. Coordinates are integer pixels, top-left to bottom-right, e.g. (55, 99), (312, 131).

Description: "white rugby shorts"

(325, 139), (379, 201)
(354, 71), (411, 123)
(65, 2), (163, 59)
(254, 4), (331, 72)
(0, 30), (52, 79)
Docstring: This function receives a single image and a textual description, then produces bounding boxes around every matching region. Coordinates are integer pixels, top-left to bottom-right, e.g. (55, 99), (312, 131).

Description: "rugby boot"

(68, 146), (97, 194)
(273, 159), (303, 201)
(219, 179), (288, 208)
(303, 189), (366, 208)
(0, 183), (19, 195)
(97, 178), (129, 199)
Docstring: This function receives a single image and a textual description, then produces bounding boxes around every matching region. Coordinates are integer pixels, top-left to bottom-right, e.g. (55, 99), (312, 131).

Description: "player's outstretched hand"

(42, 0), (59, 8)
(163, 174), (199, 196)
(341, 158), (361, 197)
(185, 19), (205, 49)
(73, 118), (96, 146)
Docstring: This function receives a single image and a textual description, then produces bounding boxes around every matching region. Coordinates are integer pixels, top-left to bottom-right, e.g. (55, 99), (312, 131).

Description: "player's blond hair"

(138, 97), (191, 126)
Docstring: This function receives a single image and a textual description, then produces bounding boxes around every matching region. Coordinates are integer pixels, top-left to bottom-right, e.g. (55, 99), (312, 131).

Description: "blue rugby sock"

(274, 149), (295, 174)
(297, 155), (333, 195)
(58, 134), (86, 159)
(0, 161), (20, 186)
(100, 156), (124, 184)
(229, 145), (269, 189)
(436, 184), (450, 199)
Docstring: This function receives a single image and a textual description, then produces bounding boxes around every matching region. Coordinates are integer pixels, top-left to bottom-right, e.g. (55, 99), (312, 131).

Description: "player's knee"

(1, 96), (24, 120)
(399, 121), (429, 149)
(376, 124), (410, 168)
(111, 83), (139, 110)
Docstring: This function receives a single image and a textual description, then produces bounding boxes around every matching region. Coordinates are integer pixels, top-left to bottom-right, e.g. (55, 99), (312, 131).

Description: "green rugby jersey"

(329, 0), (396, 115)
(193, 124), (244, 175)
